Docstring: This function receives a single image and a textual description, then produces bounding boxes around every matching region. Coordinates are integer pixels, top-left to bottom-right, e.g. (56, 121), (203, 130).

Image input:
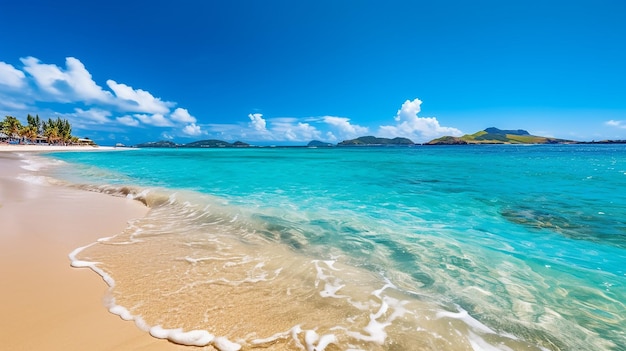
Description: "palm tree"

(2, 116), (23, 143)
(2, 114), (82, 146)
(43, 124), (60, 144)
(21, 125), (38, 144)
(26, 114), (42, 135)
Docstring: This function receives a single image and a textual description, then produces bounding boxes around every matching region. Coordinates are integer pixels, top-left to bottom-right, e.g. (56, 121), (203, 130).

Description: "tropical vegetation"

(1, 114), (83, 145)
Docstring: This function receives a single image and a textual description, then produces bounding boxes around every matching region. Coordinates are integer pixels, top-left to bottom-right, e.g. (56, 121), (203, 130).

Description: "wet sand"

(0, 152), (186, 350)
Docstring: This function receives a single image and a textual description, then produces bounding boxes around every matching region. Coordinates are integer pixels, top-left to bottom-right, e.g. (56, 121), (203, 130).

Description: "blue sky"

(1, 0), (625, 145)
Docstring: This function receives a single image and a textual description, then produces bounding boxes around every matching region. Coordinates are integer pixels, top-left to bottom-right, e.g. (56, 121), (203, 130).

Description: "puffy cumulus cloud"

(0, 62), (26, 88)
(248, 113), (267, 131)
(116, 115), (140, 127)
(271, 119), (322, 141)
(171, 107), (196, 123)
(21, 56), (113, 103)
(134, 113), (174, 127)
(1, 56), (206, 140)
(606, 120), (626, 129)
(182, 123), (203, 136)
(322, 116), (368, 139)
(378, 98), (462, 142)
(106, 80), (173, 114)
(17, 56), (176, 116)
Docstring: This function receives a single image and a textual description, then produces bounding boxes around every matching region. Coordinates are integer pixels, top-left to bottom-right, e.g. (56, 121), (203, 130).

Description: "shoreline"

(0, 144), (123, 152)
(0, 152), (184, 350)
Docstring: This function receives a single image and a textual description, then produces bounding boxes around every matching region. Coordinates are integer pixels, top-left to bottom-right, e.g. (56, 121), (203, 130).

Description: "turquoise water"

(40, 145), (626, 350)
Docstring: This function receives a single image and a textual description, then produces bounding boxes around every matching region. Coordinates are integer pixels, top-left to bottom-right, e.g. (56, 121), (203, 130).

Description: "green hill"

(134, 140), (179, 148)
(427, 128), (574, 145)
(136, 139), (251, 148)
(338, 136), (415, 146)
(183, 140), (251, 148)
(308, 140), (334, 147)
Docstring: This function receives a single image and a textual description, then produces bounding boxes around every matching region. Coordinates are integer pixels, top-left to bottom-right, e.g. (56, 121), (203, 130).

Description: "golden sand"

(0, 153), (185, 351)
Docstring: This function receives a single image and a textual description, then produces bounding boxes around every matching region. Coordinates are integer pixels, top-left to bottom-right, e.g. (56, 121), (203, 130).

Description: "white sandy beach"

(0, 144), (117, 152)
(0, 149), (186, 350)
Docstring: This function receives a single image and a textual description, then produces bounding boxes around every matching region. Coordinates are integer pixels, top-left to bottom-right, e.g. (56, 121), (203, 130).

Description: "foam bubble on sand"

(304, 329), (338, 351)
(149, 326), (215, 347)
(314, 260), (348, 299)
(109, 304), (135, 321)
(149, 325), (242, 350)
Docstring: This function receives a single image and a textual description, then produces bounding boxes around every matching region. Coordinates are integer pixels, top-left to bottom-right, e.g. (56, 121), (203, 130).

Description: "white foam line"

(320, 282), (347, 299)
(323, 260), (340, 271)
(250, 325), (338, 351)
(304, 330), (338, 351)
(69, 242), (242, 350)
(436, 307), (496, 335)
(346, 301), (390, 345)
(16, 174), (42, 185)
(344, 283), (411, 346)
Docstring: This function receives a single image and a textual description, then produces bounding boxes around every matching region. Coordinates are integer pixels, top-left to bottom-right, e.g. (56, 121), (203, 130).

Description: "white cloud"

(107, 79), (173, 114)
(20, 56), (65, 96)
(322, 116), (368, 139)
(272, 120), (322, 141)
(606, 120), (626, 129)
(182, 123), (203, 136)
(1, 56), (210, 140)
(0, 97), (29, 110)
(21, 56), (113, 102)
(134, 113), (173, 127)
(378, 98), (462, 142)
(0, 62), (26, 88)
(171, 108), (196, 123)
(248, 113), (267, 131)
(73, 108), (112, 124)
(161, 132), (174, 140)
(116, 115), (140, 127)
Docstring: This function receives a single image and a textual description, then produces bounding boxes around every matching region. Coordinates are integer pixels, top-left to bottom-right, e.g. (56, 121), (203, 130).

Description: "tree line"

(1, 114), (82, 145)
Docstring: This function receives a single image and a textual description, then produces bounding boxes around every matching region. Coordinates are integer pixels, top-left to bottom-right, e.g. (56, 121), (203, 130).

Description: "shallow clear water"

(36, 145), (626, 350)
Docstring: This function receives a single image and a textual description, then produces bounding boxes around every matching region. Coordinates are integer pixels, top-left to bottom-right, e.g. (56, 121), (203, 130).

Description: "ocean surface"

(22, 145), (626, 350)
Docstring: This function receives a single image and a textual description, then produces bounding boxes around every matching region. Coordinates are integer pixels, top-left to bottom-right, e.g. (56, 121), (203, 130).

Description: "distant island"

(135, 137), (415, 148)
(133, 128), (626, 148)
(135, 140), (250, 148)
(307, 140), (334, 147)
(426, 127), (574, 145)
(337, 136), (414, 146)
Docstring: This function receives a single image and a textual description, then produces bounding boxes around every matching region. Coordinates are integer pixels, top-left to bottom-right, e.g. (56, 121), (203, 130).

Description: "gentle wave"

(63, 183), (592, 350)
(26, 147), (626, 350)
